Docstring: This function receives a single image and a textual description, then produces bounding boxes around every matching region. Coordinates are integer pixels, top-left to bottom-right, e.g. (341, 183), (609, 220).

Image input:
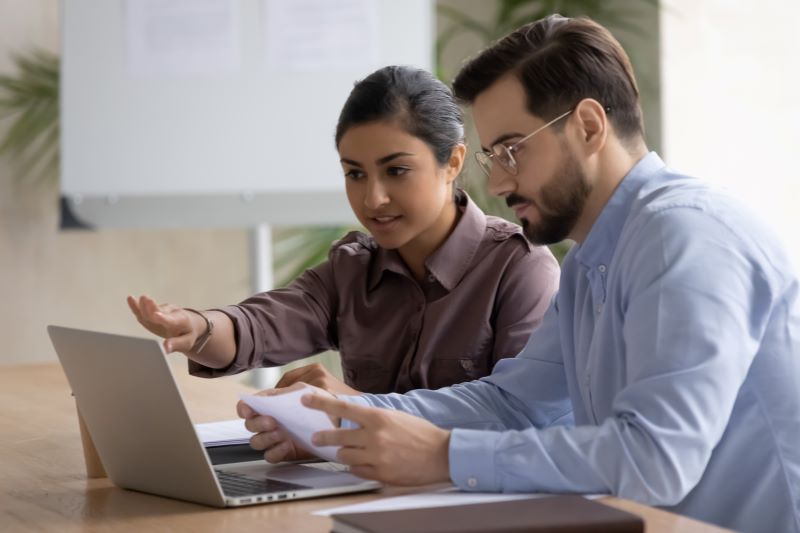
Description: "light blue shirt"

(343, 153), (800, 533)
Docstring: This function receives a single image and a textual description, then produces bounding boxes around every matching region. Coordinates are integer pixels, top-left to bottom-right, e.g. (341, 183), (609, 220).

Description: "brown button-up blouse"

(190, 191), (559, 393)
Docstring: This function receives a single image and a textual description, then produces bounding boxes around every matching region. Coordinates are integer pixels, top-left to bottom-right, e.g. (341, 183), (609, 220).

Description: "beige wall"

(1, 0), (661, 367)
(0, 0), (251, 365)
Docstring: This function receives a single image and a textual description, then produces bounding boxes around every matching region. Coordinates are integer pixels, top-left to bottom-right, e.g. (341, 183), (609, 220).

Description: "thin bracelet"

(185, 308), (214, 353)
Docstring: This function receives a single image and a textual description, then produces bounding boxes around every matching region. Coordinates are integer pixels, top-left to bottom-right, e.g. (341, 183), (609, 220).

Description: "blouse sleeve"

(189, 258), (339, 378)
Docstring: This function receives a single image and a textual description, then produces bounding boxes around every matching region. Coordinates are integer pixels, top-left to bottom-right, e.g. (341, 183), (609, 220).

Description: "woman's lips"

(369, 215), (402, 229)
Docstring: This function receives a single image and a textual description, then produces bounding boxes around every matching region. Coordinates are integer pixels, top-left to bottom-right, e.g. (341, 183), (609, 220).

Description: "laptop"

(48, 325), (381, 507)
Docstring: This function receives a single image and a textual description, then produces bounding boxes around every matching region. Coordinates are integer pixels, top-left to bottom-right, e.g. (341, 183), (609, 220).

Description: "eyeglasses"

(474, 108), (573, 178)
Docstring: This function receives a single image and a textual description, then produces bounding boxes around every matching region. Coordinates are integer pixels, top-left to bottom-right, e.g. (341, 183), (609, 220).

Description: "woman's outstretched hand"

(127, 294), (203, 353)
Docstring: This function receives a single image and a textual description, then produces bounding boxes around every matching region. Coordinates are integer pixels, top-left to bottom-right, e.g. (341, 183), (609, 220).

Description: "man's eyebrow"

(481, 132), (525, 152)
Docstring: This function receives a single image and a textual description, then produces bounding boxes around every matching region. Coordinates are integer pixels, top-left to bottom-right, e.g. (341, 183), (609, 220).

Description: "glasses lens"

(494, 145), (517, 175)
(474, 152), (493, 177)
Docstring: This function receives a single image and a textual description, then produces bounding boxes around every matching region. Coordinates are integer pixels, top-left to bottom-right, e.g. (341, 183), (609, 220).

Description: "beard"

(508, 150), (592, 246)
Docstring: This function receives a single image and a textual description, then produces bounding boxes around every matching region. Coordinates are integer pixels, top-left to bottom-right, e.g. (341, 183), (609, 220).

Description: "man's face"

(471, 75), (592, 245)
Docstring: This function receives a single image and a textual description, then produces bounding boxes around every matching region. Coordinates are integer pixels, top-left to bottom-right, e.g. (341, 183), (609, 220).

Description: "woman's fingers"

(275, 365), (317, 388)
(163, 331), (194, 353)
(126, 295), (142, 320)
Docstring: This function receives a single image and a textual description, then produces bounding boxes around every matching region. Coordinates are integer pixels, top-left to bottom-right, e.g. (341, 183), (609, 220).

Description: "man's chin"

(522, 219), (571, 246)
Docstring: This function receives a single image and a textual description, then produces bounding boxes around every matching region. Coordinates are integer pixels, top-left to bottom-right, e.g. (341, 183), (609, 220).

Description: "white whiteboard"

(61, 0), (433, 228)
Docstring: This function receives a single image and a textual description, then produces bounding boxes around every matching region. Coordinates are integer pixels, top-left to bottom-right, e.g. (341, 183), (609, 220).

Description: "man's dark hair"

(336, 65), (464, 165)
(452, 15), (644, 143)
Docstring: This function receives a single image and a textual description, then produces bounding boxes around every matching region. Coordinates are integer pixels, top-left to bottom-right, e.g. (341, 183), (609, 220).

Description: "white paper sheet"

(194, 418), (253, 447)
(126, 0), (241, 75)
(262, 0), (379, 70)
(239, 385), (340, 462)
(313, 487), (555, 516)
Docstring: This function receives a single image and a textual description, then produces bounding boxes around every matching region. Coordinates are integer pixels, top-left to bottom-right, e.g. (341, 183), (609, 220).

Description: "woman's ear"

(444, 143), (467, 184)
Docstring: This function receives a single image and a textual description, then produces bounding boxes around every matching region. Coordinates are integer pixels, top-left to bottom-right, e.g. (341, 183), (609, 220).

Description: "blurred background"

(1, 0), (798, 379)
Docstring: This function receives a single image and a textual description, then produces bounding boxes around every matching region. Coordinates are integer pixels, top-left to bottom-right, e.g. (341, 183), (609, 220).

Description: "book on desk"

(330, 494), (644, 533)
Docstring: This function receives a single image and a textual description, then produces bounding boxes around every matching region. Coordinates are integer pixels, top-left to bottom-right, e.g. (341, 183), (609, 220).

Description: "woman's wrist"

(184, 308), (214, 353)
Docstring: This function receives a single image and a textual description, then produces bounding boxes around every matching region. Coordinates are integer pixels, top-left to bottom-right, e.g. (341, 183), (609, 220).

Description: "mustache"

(506, 193), (532, 208)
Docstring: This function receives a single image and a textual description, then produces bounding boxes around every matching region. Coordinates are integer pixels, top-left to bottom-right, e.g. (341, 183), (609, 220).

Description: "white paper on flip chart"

(262, 0), (379, 70)
(126, 0), (241, 75)
(194, 418), (253, 447)
(239, 385), (340, 462)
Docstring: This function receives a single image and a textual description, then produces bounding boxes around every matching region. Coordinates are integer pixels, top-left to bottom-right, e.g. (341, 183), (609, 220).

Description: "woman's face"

(338, 120), (461, 251)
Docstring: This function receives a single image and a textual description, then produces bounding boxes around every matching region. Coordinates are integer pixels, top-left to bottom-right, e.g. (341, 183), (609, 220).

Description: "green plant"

(0, 49), (59, 185)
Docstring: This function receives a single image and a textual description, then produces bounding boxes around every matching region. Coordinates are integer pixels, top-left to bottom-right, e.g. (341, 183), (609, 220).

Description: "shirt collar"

(574, 151), (667, 270)
(368, 189), (487, 291)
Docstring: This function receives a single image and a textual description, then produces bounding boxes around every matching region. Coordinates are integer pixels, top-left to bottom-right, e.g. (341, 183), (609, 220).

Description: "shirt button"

(595, 305), (602, 314)
(427, 274), (436, 283)
(467, 477), (478, 488)
(597, 264), (607, 273)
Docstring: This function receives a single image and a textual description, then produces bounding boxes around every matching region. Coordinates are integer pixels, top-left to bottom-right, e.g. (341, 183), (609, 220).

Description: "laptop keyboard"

(215, 470), (310, 497)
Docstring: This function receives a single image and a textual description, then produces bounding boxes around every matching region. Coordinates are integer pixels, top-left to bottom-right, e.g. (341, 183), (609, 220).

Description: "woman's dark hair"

(335, 65), (464, 166)
(453, 15), (644, 144)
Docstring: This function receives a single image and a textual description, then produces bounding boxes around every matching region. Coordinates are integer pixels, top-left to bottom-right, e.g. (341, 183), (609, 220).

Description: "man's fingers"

(236, 400), (256, 419)
(349, 464), (379, 481)
(249, 427), (287, 451)
(264, 441), (296, 463)
(312, 427), (367, 448)
(301, 393), (374, 426)
(242, 414), (278, 433)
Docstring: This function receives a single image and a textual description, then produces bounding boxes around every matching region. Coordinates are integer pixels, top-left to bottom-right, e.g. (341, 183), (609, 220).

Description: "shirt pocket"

(340, 357), (396, 394)
(427, 356), (491, 389)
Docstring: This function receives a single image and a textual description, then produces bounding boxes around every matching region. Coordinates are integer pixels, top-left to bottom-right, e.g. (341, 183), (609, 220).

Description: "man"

(239, 15), (800, 533)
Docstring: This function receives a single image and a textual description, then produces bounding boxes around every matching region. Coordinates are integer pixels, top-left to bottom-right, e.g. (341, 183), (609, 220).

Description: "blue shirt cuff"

(336, 394), (372, 429)
(449, 428), (501, 491)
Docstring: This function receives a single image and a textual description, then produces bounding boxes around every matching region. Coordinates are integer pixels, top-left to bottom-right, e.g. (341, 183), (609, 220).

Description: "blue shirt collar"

(574, 151), (667, 271)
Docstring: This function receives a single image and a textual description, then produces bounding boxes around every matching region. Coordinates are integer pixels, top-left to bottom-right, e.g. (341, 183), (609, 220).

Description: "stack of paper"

(194, 418), (253, 448)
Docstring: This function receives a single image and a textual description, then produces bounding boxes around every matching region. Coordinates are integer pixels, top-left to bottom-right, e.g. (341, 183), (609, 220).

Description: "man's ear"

(572, 98), (608, 156)
(444, 143), (467, 184)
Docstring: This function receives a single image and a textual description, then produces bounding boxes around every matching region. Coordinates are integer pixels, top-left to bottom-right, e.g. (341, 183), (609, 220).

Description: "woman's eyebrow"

(376, 152), (414, 165)
(340, 152), (414, 167)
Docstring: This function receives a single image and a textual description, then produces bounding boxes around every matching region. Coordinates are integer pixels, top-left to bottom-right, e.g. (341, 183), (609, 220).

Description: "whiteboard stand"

(247, 223), (281, 390)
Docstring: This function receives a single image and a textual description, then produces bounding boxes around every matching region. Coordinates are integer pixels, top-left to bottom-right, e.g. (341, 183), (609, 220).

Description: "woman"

(128, 66), (559, 396)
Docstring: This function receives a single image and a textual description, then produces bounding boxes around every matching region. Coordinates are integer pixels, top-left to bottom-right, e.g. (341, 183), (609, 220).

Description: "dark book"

(330, 495), (644, 533)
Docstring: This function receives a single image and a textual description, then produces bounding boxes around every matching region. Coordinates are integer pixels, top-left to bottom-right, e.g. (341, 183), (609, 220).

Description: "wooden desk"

(0, 361), (732, 532)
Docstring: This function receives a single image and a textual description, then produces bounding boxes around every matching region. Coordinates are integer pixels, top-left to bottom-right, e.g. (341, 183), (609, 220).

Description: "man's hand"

(302, 393), (452, 486)
(275, 363), (360, 396)
(236, 382), (338, 463)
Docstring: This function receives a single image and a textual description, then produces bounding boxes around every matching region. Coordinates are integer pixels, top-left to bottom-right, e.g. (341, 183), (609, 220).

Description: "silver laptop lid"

(48, 325), (226, 507)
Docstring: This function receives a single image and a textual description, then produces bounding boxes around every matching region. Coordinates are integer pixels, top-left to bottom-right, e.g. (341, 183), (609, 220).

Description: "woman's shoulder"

(481, 215), (557, 265)
(328, 230), (378, 259)
(484, 214), (526, 241)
